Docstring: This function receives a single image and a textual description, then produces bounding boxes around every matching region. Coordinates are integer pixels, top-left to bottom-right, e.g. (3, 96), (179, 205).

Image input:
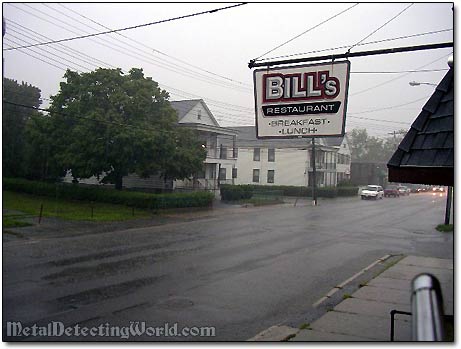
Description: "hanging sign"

(253, 61), (350, 138)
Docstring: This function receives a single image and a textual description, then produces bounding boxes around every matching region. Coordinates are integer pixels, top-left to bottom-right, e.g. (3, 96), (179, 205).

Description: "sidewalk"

(251, 255), (454, 342)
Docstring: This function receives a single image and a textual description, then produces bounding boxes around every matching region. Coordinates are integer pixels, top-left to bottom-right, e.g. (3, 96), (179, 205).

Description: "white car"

(361, 185), (384, 200)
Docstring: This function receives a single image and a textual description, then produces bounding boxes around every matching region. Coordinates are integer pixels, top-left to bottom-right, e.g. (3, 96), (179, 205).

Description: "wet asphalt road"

(3, 192), (453, 341)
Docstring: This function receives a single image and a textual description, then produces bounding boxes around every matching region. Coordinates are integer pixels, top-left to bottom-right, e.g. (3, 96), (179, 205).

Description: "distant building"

(232, 126), (351, 187)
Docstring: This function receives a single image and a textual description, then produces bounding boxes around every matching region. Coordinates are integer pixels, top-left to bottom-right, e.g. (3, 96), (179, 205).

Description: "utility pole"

(444, 186), (453, 225)
(311, 138), (317, 206)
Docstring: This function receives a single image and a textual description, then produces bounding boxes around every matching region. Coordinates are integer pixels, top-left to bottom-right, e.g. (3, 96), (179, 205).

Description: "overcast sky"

(2, 2), (454, 137)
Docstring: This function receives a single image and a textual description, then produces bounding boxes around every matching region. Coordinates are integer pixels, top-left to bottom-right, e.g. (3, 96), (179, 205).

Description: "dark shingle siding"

(387, 68), (453, 171)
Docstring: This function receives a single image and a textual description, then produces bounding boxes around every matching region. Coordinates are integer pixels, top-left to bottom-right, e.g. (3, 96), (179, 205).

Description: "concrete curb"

(312, 254), (393, 308)
(247, 325), (299, 341)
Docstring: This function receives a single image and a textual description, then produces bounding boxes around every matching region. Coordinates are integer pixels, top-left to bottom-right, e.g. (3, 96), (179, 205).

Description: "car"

(384, 185), (400, 197)
(398, 186), (410, 196)
(361, 185), (384, 200)
(432, 186), (445, 192)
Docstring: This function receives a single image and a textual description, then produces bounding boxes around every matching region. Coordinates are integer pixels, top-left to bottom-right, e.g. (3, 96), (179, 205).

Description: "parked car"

(384, 185), (400, 197)
(398, 186), (410, 196)
(361, 185), (384, 200)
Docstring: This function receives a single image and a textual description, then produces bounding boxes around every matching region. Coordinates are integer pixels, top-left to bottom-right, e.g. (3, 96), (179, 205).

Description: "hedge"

(220, 184), (253, 201)
(3, 178), (214, 209)
(220, 184), (359, 200)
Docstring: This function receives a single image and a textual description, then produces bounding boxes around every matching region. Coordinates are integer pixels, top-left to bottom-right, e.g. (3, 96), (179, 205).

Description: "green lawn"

(436, 224), (454, 232)
(3, 190), (152, 222)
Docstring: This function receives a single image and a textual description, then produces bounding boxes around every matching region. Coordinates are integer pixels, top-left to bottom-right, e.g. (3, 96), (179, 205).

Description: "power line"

(4, 3), (247, 51)
(347, 3), (414, 53)
(5, 30), (255, 119)
(348, 115), (411, 125)
(38, 3), (251, 92)
(259, 28), (453, 62)
(253, 3), (359, 60)
(348, 95), (430, 115)
(2, 100), (179, 135)
(57, 3), (252, 88)
(249, 42), (453, 68)
(7, 4), (251, 93)
(3, 37), (87, 72)
(351, 68), (449, 74)
(350, 51), (452, 96)
(5, 18), (119, 69)
(5, 32), (96, 71)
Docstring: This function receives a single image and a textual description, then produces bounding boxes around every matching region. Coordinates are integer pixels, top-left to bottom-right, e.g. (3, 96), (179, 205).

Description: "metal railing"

(390, 273), (446, 341)
(411, 273), (445, 341)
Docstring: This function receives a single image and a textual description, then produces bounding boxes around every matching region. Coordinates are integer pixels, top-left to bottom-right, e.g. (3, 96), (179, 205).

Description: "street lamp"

(409, 81), (437, 87)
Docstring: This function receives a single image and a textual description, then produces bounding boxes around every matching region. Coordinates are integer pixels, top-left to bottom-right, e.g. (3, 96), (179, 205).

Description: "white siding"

(235, 147), (309, 186)
(178, 103), (217, 126)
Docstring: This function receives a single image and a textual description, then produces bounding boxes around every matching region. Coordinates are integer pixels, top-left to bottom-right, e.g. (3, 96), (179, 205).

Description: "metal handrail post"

(411, 273), (445, 341)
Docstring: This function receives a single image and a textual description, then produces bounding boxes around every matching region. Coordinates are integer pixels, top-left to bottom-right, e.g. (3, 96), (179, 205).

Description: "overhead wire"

(3, 37), (88, 72)
(259, 28), (453, 62)
(350, 51), (452, 96)
(5, 19), (119, 69)
(253, 3), (359, 61)
(5, 31), (100, 71)
(3, 4), (445, 130)
(40, 3), (251, 92)
(56, 3), (252, 88)
(348, 95), (431, 115)
(4, 3), (247, 51)
(347, 3), (414, 53)
(7, 4), (251, 93)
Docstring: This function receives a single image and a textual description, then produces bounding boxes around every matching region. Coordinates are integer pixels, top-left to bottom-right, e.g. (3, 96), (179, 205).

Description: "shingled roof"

(387, 68), (454, 186)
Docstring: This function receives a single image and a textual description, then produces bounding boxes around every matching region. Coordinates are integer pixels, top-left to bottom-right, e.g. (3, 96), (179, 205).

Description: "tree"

(2, 78), (42, 177)
(348, 128), (407, 163)
(348, 128), (369, 161)
(44, 67), (205, 189)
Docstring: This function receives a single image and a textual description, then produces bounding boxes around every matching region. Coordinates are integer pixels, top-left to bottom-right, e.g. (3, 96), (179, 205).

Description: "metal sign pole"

(311, 138), (317, 206)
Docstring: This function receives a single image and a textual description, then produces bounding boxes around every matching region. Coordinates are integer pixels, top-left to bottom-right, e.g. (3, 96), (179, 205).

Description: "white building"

(232, 126), (351, 187)
(64, 99), (238, 193)
(171, 99), (238, 192)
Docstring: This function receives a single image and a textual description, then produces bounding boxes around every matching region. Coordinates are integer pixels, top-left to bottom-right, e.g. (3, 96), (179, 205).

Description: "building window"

(267, 170), (275, 183)
(220, 145), (227, 159)
(232, 168), (238, 179)
(268, 148), (275, 162)
(252, 169), (260, 183)
(233, 147), (238, 158)
(219, 167), (226, 180)
(197, 110), (202, 120)
(253, 148), (260, 161)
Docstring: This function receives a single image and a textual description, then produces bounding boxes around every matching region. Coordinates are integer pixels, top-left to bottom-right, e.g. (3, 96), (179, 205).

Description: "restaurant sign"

(253, 61), (350, 138)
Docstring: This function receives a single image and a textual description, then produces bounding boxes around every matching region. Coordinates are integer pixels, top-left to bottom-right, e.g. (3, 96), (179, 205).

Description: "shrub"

(3, 178), (213, 209)
(337, 187), (359, 197)
(219, 184), (359, 200)
(337, 180), (354, 187)
(220, 184), (253, 201)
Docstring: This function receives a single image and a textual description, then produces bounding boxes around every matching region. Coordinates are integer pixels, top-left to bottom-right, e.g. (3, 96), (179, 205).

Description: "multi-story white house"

(170, 99), (238, 192)
(232, 126), (351, 187)
(63, 99), (238, 194)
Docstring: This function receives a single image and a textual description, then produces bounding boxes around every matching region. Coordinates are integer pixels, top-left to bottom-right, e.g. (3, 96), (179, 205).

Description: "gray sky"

(2, 2), (454, 137)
